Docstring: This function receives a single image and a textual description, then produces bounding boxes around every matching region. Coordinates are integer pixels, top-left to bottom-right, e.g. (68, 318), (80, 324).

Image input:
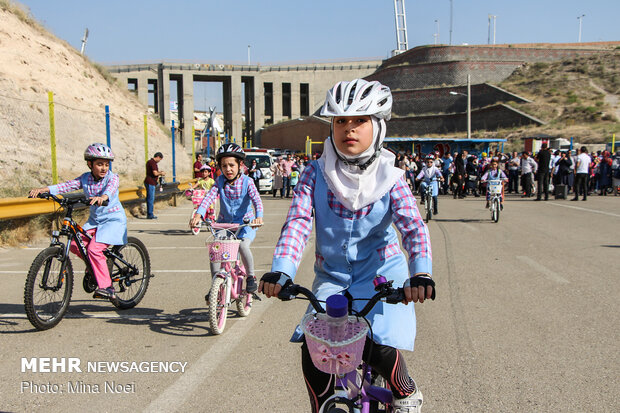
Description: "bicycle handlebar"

(35, 192), (109, 206)
(276, 280), (405, 318)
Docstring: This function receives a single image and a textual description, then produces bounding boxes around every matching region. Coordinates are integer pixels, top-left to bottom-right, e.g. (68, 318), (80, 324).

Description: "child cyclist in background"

(481, 157), (508, 209)
(260, 79), (435, 413)
(190, 143), (264, 294)
(415, 153), (444, 216)
(28, 143), (127, 299)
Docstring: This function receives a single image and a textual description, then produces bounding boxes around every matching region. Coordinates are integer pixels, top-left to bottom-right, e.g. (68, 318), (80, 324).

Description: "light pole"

(577, 14), (585, 42)
(449, 0), (453, 45)
(450, 74), (471, 138)
(435, 19), (440, 45)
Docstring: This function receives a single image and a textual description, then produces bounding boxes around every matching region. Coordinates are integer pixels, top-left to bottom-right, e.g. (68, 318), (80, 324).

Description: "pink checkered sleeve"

(103, 173), (120, 198)
(50, 178), (82, 194)
(247, 178), (264, 218)
(391, 176), (433, 276)
(271, 162), (316, 279)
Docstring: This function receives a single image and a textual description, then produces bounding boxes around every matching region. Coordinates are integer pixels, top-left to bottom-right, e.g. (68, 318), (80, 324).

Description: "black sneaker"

(245, 276), (257, 293)
(93, 287), (115, 299)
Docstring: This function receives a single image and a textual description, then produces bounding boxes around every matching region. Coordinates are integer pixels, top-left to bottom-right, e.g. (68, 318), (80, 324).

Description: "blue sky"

(16, 0), (620, 111)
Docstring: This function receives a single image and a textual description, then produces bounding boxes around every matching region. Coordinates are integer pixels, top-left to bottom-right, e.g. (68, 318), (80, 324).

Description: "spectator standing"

(572, 146), (590, 201)
(507, 151), (520, 194)
(144, 152), (165, 219)
(280, 154), (295, 198)
(555, 151), (573, 186)
(597, 151), (613, 195)
(520, 152), (537, 198)
(193, 153), (203, 178)
(453, 151), (466, 199)
(535, 143), (551, 201)
(441, 152), (453, 195)
(248, 159), (262, 191)
(271, 157), (284, 198)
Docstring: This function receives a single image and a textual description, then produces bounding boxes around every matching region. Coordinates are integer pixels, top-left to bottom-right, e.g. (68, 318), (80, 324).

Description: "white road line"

(0, 313), (213, 321)
(460, 223), (479, 232)
(547, 202), (620, 218)
(145, 240), (314, 413)
(516, 256), (570, 284)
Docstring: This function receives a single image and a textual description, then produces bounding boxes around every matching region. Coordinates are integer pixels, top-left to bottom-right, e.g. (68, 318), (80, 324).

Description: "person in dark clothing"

(453, 152), (466, 199)
(144, 152), (165, 219)
(465, 156), (481, 197)
(555, 151), (572, 185)
(535, 143), (552, 201)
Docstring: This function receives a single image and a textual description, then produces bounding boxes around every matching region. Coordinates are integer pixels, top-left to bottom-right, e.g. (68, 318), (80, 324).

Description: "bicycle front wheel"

(492, 199), (500, 223)
(110, 236), (151, 310)
(425, 194), (433, 222)
(209, 276), (228, 334)
(24, 246), (74, 330)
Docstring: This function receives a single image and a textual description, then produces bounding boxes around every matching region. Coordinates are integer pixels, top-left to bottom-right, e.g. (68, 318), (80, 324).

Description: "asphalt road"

(0, 193), (618, 412)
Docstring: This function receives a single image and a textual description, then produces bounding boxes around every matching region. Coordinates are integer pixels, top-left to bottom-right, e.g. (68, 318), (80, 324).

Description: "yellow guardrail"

(0, 179), (196, 221)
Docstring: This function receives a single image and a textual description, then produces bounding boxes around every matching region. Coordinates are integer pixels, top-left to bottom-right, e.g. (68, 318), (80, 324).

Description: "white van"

(244, 150), (274, 193)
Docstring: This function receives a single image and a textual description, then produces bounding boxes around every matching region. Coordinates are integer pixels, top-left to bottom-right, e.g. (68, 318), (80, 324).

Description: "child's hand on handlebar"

(190, 213), (202, 228)
(259, 272), (290, 298)
(89, 195), (108, 206)
(403, 274), (436, 304)
(28, 187), (49, 198)
(251, 217), (263, 226)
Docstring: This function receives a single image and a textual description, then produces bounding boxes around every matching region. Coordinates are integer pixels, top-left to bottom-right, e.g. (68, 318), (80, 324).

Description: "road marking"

(0, 312), (214, 321)
(145, 240), (314, 413)
(547, 202), (620, 218)
(460, 222), (479, 232)
(516, 256), (569, 284)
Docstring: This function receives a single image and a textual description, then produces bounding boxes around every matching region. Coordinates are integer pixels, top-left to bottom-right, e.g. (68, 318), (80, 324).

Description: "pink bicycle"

(206, 221), (260, 335)
(186, 188), (215, 235)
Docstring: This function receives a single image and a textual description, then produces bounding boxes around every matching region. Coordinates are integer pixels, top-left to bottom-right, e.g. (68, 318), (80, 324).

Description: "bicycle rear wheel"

(110, 236), (151, 310)
(208, 276), (228, 334)
(24, 246), (74, 330)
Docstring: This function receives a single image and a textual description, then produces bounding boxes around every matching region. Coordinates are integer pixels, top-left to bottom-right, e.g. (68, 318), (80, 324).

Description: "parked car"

(244, 150), (274, 193)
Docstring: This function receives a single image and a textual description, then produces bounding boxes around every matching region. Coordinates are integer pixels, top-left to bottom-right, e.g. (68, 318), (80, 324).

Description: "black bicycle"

(24, 193), (152, 330)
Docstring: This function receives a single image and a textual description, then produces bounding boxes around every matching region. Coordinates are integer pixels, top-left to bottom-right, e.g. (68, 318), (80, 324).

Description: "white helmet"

(84, 143), (115, 161)
(320, 79), (392, 120)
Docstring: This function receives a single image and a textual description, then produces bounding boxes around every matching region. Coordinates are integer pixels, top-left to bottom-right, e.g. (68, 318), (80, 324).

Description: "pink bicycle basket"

(206, 239), (240, 262)
(301, 313), (369, 375)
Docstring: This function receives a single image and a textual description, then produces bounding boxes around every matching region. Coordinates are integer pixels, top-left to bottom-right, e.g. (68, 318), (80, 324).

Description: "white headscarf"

(318, 117), (404, 212)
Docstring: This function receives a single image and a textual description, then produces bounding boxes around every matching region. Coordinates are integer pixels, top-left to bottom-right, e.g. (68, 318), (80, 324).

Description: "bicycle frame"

(213, 261), (247, 302)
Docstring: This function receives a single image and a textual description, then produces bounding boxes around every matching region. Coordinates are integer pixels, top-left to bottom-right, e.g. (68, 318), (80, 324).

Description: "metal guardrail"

(0, 180), (195, 221)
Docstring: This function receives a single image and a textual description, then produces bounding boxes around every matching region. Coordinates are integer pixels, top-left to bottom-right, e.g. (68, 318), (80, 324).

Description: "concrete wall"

(388, 104), (543, 136)
(259, 117), (329, 153)
(392, 83), (529, 116)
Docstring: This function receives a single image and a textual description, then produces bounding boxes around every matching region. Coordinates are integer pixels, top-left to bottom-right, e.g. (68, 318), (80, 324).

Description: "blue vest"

(80, 172), (127, 245)
(292, 166), (417, 350)
(216, 174), (256, 241)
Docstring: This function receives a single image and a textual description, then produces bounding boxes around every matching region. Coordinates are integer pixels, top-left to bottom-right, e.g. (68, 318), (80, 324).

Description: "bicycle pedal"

(252, 293), (262, 301)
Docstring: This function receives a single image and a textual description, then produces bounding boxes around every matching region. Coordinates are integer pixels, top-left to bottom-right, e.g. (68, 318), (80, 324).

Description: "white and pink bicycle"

(205, 221), (261, 335)
(185, 188), (215, 235)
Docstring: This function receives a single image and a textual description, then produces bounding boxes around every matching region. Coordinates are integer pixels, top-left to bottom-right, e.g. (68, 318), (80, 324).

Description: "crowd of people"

(393, 145), (620, 202)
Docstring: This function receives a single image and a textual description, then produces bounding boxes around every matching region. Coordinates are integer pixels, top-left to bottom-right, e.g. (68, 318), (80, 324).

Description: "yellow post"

(306, 136), (310, 156)
(48, 91), (58, 184)
(244, 136), (247, 149)
(144, 114), (149, 163)
(612, 133), (616, 153)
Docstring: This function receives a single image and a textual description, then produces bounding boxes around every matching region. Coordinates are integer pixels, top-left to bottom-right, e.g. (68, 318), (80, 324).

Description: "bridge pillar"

(231, 74), (243, 145)
(182, 72), (195, 151)
(136, 73), (150, 107)
(291, 82), (300, 119)
(158, 64), (172, 128)
(272, 82), (282, 124)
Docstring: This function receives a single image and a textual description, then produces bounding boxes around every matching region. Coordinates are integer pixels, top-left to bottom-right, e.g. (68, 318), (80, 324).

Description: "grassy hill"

(492, 50), (620, 149)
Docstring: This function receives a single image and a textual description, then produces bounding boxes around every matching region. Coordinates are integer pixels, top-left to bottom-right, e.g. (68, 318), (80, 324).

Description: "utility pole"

(449, 0), (453, 45)
(80, 28), (89, 55)
(577, 14), (585, 42)
(247, 45), (251, 65)
(435, 19), (440, 45)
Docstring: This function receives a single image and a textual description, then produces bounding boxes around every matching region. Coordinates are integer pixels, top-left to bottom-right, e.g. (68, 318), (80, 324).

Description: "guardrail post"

(171, 120), (177, 183)
(48, 91), (58, 184)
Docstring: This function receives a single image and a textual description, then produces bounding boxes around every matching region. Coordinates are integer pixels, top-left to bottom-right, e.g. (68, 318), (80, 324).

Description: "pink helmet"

(84, 143), (115, 161)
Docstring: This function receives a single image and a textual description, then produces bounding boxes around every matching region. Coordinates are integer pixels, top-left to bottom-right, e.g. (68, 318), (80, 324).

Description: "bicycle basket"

(301, 313), (369, 375)
(206, 239), (240, 262)
(488, 181), (502, 195)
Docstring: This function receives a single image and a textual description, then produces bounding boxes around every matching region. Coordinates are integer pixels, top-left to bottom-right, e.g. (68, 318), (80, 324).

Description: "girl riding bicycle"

(415, 154), (444, 216)
(480, 157), (508, 209)
(190, 143), (264, 294)
(28, 143), (127, 299)
(260, 79), (435, 413)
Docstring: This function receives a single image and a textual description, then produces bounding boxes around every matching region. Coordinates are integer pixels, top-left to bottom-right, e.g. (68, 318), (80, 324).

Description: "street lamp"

(434, 19), (440, 45)
(488, 15), (497, 45)
(577, 14), (585, 43)
(450, 74), (471, 138)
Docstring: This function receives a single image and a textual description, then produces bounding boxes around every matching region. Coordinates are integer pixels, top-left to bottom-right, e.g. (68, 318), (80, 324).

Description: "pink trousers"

(70, 228), (112, 289)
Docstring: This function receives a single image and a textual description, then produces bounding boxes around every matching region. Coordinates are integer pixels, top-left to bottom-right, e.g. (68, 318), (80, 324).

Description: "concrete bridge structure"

(107, 60), (381, 150)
